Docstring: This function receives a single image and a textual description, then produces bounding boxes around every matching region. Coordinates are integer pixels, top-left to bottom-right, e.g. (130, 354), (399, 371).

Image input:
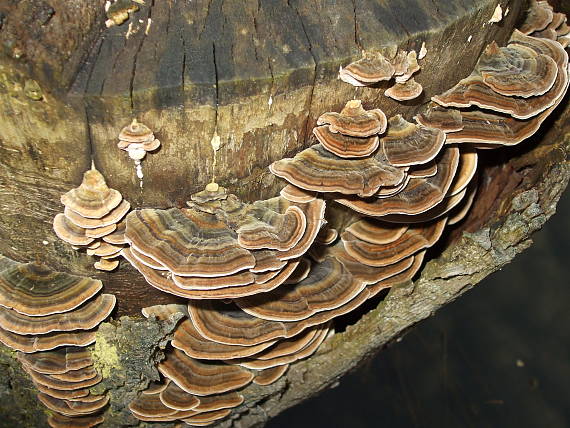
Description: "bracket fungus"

(339, 49), (422, 98)
(0, 260), (114, 426)
(54, 166), (130, 271)
(339, 52), (395, 86)
(122, 186), (325, 300)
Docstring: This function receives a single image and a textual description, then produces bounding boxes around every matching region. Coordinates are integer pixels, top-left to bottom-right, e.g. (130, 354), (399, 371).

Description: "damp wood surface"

(0, 0), (523, 316)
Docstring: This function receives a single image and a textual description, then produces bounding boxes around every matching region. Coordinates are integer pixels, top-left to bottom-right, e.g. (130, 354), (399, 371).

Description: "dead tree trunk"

(0, 0), (568, 427)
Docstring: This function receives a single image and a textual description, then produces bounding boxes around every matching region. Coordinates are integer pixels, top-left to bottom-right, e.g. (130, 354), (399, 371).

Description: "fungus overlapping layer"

(54, 167), (130, 271)
(123, 186), (325, 299)
(131, 303), (331, 425)
(118, 118), (161, 161)
(340, 49), (422, 101)
(0, 258), (113, 426)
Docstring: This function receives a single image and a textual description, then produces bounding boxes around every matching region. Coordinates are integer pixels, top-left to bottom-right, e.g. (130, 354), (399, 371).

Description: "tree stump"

(0, 0), (568, 427)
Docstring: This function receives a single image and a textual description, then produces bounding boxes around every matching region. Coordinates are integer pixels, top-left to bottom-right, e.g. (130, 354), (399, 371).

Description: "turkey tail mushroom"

(54, 167), (130, 271)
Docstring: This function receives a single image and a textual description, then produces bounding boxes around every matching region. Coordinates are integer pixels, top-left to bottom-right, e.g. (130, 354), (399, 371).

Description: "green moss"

(92, 337), (121, 379)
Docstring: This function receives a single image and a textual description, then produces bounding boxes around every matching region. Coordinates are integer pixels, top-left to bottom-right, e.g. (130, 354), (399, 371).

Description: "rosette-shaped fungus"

(340, 49), (423, 101)
(339, 51), (395, 86)
(117, 118), (161, 161)
(420, 29), (569, 149)
(0, 259), (114, 426)
(129, 305), (251, 425)
(54, 167), (130, 271)
(122, 186), (325, 299)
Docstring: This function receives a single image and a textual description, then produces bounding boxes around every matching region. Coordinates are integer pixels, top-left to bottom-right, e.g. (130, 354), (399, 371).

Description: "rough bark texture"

(1, 0), (569, 427)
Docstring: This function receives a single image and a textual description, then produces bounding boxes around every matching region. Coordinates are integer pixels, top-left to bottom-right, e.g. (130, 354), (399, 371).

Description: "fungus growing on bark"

(253, 365), (290, 386)
(341, 217), (446, 267)
(270, 144), (405, 197)
(520, 0), (555, 35)
(0, 263), (102, 316)
(230, 324), (330, 370)
(335, 146), (460, 217)
(381, 115), (445, 166)
(17, 347), (93, 375)
(47, 413), (105, 428)
(172, 318), (276, 360)
(394, 51), (421, 83)
(55, 166), (129, 271)
(157, 348), (254, 396)
(235, 258), (364, 322)
(0, 294), (115, 335)
(117, 118), (161, 187)
(123, 187), (325, 299)
(339, 52), (395, 86)
(433, 32), (569, 120)
(385, 78), (424, 101)
(317, 100), (387, 137)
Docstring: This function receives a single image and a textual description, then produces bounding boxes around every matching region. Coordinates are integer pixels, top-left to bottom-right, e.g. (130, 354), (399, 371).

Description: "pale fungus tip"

(205, 182), (219, 192)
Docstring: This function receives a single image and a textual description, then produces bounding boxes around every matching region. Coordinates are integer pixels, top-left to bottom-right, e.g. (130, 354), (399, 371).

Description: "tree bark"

(0, 0), (569, 427)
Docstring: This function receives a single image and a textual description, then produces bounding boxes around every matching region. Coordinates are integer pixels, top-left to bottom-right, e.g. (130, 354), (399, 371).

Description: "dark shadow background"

(269, 188), (570, 427)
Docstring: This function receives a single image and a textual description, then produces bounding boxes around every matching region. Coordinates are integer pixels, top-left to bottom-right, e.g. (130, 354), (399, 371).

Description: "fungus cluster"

(422, 27), (569, 150)
(0, 258), (114, 427)
(53, 166), (130, 271)
(117, 119), (161, 186)
(129, 304), (331, 425)
(121, 185), (325, 299)
(339, 50), (423, 100)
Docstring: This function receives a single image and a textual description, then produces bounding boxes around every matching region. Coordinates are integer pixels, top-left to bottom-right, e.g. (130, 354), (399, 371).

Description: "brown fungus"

(385, 78), (424, 101)
(336, 146), (460, 217)
(270, 144), (405, 197)
(17, 347), (93, 375)
(231, 324), (330, 370)
(60, 168), (122, 220)
(47, 413), (105, 428)
(0, 327), (97, 353)
(339, 52), (395, 86)
(0, 263), (102, 316)
(157, 348), (254, 396)
(172, 318), (276, 360)
(477, 41), (558, 97)
(158, 382), (201, 411)
(520, 0), (555, 35)
(235, 257), (364, 322)
(313, 124), (380, 159)
(253, 365), (290, 386)
(125, 208), (256, 278)
(381, 115), (445, 167)
(341, 218), (447, 268)
(0, 294), (115, 335)
(118, 118), (161, 161)
(317, 100), (387, 137)
(433, 33), (568, 119)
